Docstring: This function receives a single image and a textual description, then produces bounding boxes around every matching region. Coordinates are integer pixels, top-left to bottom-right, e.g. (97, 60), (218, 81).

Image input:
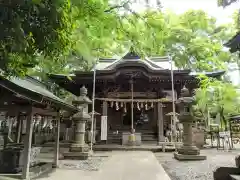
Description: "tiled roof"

(224, 32), (240, 53)
(95, 51), (177, 71)
(0, 76), (77, 110)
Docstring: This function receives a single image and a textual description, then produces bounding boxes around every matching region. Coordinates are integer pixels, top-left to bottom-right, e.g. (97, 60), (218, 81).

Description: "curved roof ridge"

(149, 56), (169, 61)
(144, 57), (164, 69)
(109, 59), (169, 71)
(104, 51), (130, 70)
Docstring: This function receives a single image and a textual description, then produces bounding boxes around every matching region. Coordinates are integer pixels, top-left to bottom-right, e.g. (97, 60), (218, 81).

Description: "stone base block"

(174, 152), (207, 161)
(122, 132), (141, 146)
(63, 152), (89, 160)
(70, 143), (89, 152)
(177, 145), (200, 155)
(127, 134), (137, 146)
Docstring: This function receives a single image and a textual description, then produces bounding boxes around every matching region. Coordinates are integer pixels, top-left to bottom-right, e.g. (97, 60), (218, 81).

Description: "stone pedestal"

(63, 86), (92, 160)
(235, 155), (240, 168)
(174, 86), (206, 161)
(122, 132), (141, 146)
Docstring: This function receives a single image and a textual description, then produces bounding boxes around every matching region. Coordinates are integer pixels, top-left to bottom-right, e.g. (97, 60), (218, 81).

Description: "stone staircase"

(107, 129), (158, 144)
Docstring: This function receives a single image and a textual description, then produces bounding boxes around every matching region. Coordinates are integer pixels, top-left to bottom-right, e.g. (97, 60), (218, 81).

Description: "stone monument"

(63, 86), (92, 160)
(174, 86), (206, 161)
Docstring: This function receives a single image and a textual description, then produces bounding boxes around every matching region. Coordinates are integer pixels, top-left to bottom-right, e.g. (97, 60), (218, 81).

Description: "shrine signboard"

(101, 116), (108, 140)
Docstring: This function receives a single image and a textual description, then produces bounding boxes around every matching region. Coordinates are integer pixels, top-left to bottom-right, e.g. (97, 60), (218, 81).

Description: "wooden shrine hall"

(49, 50), (225, 145)
(0, 75), (77, 179)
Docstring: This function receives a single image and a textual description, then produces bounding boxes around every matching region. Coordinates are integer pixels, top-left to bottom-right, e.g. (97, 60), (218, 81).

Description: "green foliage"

(118, 10), (233, 71)
(74, 8), (233, 71)
(2, 0), (236, 77)
(0, 0), (75, 76)
(195, 75), (240, 129)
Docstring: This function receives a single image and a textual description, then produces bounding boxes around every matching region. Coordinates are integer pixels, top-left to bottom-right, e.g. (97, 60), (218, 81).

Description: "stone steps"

(107, 131), (157, 144)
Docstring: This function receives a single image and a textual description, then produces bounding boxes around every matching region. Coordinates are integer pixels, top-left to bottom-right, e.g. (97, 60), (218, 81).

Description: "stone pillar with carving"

(63, 86), (92, 160)
(174, 86), (206, 161)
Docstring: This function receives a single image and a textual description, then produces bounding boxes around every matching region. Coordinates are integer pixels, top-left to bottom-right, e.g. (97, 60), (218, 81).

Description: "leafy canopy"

(3, 0), (235, 77)
(195, 75), (240, 128)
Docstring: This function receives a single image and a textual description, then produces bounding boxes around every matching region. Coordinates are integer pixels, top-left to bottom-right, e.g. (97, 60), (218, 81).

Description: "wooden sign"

(219, 131), (231, 138)
(101, 116), (108, 140)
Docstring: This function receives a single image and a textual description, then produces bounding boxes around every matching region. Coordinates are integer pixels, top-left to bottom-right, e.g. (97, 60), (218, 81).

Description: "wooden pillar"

(20, 116), (24, 143)
(102, 101), (108, 143)
(22, 108), (33, 180)
(93, 116), (97, 144)
(53, 111), (60, 168)
(15, 114), (22, 143)
(158, 102), (164, 143)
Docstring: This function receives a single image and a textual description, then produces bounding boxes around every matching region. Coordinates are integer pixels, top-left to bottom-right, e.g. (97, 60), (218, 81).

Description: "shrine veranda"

(49, 51), (224, 145)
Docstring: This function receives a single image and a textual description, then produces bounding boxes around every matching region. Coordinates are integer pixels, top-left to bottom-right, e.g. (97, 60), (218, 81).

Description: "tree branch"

(104, 0), (130, 13)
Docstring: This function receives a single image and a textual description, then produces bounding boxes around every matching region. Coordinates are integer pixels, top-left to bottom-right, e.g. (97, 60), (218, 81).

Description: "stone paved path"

(94, 151), (171, 180)
(37, 151), (171, 180)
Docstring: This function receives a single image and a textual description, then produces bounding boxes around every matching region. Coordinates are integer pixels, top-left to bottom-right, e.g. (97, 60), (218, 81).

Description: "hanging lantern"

(141, 102), (144, 108)
(115, 102), (119, 111)
(35, 115), (41, 128)
(120, 102), (123, 107)
(137, 102), (140, 111)
(124, 103), (127, 113)
(12, 117), (17, 128)
(151, 102), (154, 108)
(42, 117), (48, 129)
(111, 101), (114, 108)
(49, 121), (53, 130)
(145, 103), (148, 110)
(47, 117), (52, 128)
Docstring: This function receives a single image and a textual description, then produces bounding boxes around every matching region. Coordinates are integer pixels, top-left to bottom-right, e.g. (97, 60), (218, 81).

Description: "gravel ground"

(58, 157), (109, 171)
(155, 149), (240, 180)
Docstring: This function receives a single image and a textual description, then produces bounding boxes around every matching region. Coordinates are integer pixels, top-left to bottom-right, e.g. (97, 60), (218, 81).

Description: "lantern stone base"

(177, 145), (200, 155)
(69, 143), (89, 152)
(63, 152), (89, 160)
(174, 145), (206, 161)
(63, 143), (90, 160)
(174, 152), (206, 161)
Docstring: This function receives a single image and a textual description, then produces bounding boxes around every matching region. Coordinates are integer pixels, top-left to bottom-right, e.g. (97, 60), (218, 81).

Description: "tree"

(30, 9), (236, 82)
(195, 75), (240, 130)
(113, 10), (233, 71)
(0, 0), (76, 76)
(0, 0), (142, 76)
(218, 0), (239, 7)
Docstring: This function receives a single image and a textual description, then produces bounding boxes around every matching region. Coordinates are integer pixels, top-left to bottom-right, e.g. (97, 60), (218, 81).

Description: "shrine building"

(49, 50), (224, 145)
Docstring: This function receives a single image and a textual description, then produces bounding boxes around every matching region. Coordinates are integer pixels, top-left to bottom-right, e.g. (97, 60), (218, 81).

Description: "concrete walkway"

(37, 151), (171, 180)
(95, 151), (171, 180)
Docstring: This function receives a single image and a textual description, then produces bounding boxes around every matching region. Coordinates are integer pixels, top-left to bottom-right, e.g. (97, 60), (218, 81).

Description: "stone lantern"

(174, 86), (206, 161)
(63, 86), (92, 160)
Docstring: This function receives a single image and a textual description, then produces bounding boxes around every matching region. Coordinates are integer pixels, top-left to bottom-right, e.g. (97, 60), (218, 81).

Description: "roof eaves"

(2, 76), (77, 111)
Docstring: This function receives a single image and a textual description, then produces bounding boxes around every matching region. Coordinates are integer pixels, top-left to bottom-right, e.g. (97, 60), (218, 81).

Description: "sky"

(160, 0), (239, 24)
(132, 0), (239, 24)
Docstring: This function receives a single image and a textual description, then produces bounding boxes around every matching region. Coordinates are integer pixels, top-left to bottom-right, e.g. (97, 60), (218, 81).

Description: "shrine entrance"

(122, 104), (142, 126)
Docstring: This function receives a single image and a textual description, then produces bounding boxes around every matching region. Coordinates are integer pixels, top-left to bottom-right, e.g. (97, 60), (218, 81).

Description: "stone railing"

(0, 145), (42, 173)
